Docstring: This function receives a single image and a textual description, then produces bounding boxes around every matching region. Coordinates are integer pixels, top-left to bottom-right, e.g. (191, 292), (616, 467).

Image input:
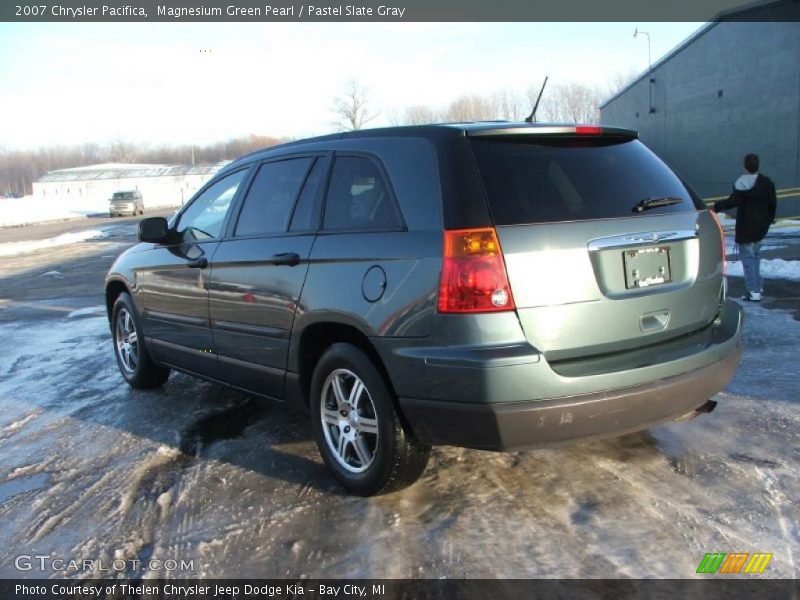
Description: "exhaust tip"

(674, 399), (718, 422)
(696, 399), (718, 414)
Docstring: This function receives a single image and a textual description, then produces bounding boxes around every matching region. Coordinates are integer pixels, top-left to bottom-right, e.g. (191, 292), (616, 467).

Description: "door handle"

(268, 252), (301, 266)
(188, 257), (208, 269)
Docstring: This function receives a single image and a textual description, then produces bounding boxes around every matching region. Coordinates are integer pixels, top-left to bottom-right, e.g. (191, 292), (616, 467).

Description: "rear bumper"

(399, 344), (741, 450)
(389, 299), (743, 450)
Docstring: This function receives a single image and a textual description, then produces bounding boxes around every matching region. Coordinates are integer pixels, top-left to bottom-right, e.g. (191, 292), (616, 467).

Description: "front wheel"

(111, 292), (170, 389)
(310, 343), (430, 496)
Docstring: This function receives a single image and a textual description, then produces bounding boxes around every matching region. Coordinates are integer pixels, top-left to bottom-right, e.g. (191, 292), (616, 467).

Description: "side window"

(322, 157), (402, 231)
(289, 158), (326, 232)
(177, 169), (247, 241)
(234, 158), (312, 237)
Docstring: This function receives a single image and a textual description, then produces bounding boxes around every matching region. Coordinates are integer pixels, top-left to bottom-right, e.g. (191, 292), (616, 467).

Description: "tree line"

(0, 134), (287, 197)
(2, 74), (635, 197)
(331, 74), (635, 131)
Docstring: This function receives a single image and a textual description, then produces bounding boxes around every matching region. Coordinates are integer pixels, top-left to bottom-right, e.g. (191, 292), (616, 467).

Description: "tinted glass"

(323, 157), (401, 231)
(470, 138), (697, 225)
(177, 169), (247, 241)
(235, 158), (312, 236)
(289, 158), (326, 232)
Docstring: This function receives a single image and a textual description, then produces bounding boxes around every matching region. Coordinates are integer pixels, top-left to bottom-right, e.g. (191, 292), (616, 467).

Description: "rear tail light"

(710, 210), (727, 275)
(437, 227), (515, 313)
(575, 125), (602, 135)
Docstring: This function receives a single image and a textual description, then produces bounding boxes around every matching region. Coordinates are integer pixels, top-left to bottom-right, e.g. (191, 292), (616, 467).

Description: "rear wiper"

(632, 196), (683, 213)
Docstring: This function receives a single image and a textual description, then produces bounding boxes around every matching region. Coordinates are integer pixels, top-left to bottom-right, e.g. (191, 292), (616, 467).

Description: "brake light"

(710, 210), (727, 275)
(575, 125), (602, 135)
(438, 227), (515, 313)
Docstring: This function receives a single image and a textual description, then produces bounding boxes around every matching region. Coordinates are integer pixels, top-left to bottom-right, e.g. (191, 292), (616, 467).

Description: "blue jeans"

(739, 241), (763, 294)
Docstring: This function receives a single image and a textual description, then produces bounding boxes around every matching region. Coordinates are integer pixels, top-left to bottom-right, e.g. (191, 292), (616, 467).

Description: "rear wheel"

(112, 292), (170, 389)
(310, 343), (430, 496)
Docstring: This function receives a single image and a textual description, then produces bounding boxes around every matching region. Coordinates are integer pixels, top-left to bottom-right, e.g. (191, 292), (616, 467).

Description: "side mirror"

(138, 217), (169, 243)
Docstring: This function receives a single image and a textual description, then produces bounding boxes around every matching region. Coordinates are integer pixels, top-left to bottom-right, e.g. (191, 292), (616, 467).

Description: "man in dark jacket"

(713, 154), (777, 302)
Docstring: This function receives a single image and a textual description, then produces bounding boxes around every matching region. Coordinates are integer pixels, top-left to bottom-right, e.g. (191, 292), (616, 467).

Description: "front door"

(139, 168), (249, 375)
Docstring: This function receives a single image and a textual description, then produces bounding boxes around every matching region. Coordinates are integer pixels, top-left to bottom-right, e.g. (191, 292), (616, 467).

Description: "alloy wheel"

(320, 368), (379, 473)
(115, 308), (139, 374)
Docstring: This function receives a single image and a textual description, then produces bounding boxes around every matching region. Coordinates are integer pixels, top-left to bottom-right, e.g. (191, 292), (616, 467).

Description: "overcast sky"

(0, 22), (702, 150)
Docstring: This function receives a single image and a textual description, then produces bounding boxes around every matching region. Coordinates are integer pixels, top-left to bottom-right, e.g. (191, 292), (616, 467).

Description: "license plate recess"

(623, 246), (671, 289)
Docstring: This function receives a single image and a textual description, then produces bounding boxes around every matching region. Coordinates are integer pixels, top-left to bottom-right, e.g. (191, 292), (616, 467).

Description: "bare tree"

(442, 94), (498, 122)
(492, 89), (526, 121)
(393, 104), (440, 126)
(331, 80), (378, 131)
(600, 68), (639, 104)
(106, 138), (139, 163)
(537, 82), (603, 124)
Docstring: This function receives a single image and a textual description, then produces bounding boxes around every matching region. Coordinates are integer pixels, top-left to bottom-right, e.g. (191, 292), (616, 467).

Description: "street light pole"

(634, 28), (656, 113)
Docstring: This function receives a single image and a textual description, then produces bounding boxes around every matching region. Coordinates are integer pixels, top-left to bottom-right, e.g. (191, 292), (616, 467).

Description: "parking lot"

(0, 216), (798, 579)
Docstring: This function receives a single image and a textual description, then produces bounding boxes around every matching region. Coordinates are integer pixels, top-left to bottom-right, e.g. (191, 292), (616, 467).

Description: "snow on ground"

(0, 228), (108, 257)
(0, 219), (798, 579)
(726, 259), (800, 282)
(0, 304), (798, 578)
(67, 305), (107, 319)
(770, 219), (800, 234)
(0, 194), (182, 227)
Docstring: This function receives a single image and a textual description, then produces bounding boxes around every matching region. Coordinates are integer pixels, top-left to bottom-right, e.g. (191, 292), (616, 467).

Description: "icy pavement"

(0, 225), (798, 579)
(0, 228), (109, 258)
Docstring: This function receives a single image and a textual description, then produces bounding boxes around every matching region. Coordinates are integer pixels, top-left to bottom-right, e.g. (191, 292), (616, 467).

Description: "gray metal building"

(600, 0), (800, 216)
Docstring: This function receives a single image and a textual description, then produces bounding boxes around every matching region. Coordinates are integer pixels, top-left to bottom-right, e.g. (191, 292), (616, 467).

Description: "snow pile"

(0, 195), (92, 227)
(727, 258), (800, 282)
(0, 228), (107, 257)
(770, 219), (800, 235)
(0, 193), (182, 227)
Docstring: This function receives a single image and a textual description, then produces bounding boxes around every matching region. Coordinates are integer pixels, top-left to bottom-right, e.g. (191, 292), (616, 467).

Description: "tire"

(310, 343), (430, 496)
(111, 292), (170, 389)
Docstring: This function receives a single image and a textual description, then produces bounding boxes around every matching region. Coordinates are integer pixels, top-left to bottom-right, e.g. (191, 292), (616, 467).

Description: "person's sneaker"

(742, 292), (761, 302)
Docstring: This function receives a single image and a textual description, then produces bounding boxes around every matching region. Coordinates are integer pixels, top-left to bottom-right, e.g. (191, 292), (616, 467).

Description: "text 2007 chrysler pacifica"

(105, 123), (743, 495)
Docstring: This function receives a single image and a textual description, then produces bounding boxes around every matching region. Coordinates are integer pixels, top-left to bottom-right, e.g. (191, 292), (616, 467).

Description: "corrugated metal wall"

(601, 15), (800, 217)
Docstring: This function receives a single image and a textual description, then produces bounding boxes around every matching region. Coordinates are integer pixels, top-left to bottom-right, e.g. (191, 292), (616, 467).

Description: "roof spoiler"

(467, 125), (638, 139)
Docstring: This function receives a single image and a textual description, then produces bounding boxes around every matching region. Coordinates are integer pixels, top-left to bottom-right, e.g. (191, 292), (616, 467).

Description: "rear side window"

(235, 158), (312, 236)
(322, 156), (402, 231)
(470, 138), (698, 225)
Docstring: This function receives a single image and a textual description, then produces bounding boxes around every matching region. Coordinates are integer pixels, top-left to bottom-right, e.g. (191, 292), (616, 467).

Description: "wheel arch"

(105, 278), (130, 323)
(294, 321), (398, 413)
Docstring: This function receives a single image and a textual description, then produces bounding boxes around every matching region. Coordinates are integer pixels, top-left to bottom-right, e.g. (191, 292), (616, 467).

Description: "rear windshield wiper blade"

(632, 196), (683, 213)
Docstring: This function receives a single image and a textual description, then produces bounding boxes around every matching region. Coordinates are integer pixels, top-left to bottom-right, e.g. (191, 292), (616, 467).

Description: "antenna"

(525, 76), (549, 124)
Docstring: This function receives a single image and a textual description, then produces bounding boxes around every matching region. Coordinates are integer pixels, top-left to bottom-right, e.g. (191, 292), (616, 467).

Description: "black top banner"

(2, 0), (800, 22)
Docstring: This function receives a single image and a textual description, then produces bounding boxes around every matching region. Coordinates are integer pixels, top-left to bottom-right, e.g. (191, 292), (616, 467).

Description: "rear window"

(113, 192), (134, 200)
(470, 137), (699, 225)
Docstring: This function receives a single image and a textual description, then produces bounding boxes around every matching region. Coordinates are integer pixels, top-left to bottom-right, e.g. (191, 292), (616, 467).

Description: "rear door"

(469, 133), (723, 362)
(207, 154), (328, 398)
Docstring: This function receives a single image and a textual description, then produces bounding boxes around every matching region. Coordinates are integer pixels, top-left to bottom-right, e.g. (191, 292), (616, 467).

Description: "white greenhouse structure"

(32, 162), (228, 213)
